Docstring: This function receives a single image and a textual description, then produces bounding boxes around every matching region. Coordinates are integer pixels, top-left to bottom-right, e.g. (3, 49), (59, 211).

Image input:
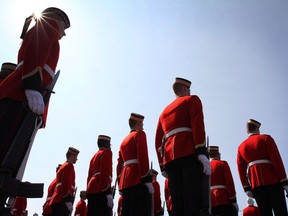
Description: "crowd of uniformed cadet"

(0, 6), (287, 216)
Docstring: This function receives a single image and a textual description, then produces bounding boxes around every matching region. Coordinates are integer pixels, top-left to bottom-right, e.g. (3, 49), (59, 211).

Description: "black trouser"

(165, 155), (203, 216)
(253, 184), (287, 216)
(0, 99), (29, 211)
(0, 99), (28, 168)
(121, 184), (151, 216)
(51, 201), (70, 216)
(167, 210), (173, 216)
(211, 204), (237, 216)
(87, 192), (112, 216)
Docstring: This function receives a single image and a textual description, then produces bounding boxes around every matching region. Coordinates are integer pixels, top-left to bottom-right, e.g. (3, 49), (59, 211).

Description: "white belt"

(92, 172), (112, 181)
(93, 172), (100, 177)
(43, 64), (55, 79)
(210, 185), (226, 190)
(164, 127), (192, 139)
(16, 61), (55, 79)
(16, 61), (24, 69)
(123, 159), (138, 166)
(248, 159), (272, 168)
(56, 183), (62, 188)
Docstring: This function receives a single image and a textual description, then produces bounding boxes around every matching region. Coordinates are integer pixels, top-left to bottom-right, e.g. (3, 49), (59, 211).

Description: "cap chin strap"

(20, 14), (35, 39)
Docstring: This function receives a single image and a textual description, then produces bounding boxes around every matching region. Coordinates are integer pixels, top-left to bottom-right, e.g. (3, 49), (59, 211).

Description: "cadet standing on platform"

(0, 8), (70, 211)
(116, 113), (154, 216)
(50, 147), (79, 216)
(208, 146), (238, 216)
(86, 135), (113, 216)
(237, 119), (288, 216)
(74, 190), (87, 216)
(155, 77), (211, 216)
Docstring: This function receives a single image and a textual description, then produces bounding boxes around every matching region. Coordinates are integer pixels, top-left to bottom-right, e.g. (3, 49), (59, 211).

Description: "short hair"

(209, 151), (219, 159)
(173, 83), (186, 95)
(247, 123), (258, 133)
(129, 118), (137, 128)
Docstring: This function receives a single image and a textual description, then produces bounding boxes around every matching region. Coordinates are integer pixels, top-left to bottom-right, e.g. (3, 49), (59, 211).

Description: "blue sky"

(1, 0), (288, 215)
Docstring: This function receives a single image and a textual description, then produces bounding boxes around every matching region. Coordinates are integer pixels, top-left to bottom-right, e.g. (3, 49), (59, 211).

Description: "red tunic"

(74, 199), (87, 216)
(86, 148), (112, 194)
(152, 179), (162, 214)
(155, 95), (206, 169)
(210, 159), (237, 207)
(237, 134), (287, 190)
(116, 130), (150, 190)
(243, 205), (260, 216)
(164, 178), (172, 212)
(50, 161), (76, 204)
(0, 19), (61, 126)
(43, 178), (57, 215)
(11, 197), (27, 216)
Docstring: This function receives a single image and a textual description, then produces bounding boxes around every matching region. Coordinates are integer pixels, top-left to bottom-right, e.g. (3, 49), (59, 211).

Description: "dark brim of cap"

(42, 7), (70, 29)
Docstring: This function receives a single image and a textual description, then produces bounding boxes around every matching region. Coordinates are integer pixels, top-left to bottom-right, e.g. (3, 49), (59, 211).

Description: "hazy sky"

(1, 0), (288, 215)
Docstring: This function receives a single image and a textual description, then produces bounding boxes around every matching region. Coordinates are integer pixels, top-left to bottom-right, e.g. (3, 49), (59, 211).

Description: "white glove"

(197, 154), (211, 175)
(144, 182), (154, 194)
(233, 203), (239, 212)
(65, 202), (73, 212)
(106, 194), (114, 208)
(161, 171), (168, 178)
(25, 89), (44, 115)
(246, 190), (254, 198)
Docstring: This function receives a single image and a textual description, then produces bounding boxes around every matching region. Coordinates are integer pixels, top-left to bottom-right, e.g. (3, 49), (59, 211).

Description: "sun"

(13, 0), (47, 20)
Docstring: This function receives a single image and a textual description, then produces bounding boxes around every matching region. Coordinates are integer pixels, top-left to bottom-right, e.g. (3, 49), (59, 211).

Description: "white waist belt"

(56, 183), (62, 188)
(210, 185), (226, 190)
(16, 61), (55, 79)
(124, 159), (138, 166)
(164, 127), (192, 139)
(248, 159), (272, 168)
(16, 61), (24, 69)
(43, 64), (55, 79)
(93, 172), (100, 177)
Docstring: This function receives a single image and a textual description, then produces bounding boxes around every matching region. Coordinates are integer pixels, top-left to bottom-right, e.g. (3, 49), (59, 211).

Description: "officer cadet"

(116, 113), (154, 216)
(151, 169), (164, 216)
(0, 62), (17, 84)
(155, 77), (210, 216)
(243, 198), (260, 216)
(86, 135), (113, 216)
(74, 190), (87, 216)
(42, 164), (62, 216)
(0, 8), (70, 206)
(11, 197), (27, 216)
(50, 147), (79, 216)
(208, 146), (238, 216)
(237, 119), (288, 216)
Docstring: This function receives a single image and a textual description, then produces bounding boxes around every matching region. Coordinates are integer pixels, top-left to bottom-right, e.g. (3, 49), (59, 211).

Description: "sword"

(112, 177), (118, 199)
